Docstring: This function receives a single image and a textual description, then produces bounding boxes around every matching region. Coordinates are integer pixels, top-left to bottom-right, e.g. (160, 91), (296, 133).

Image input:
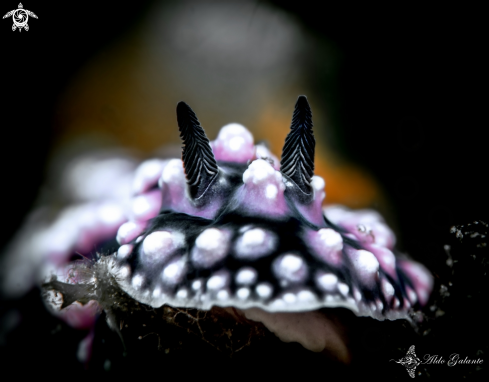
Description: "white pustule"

(345, 248), (380, 287)
(191, 228), (231, 268)
(140, 230), (184, 266)
(234, 227), (277, 260)
(307, 228), (344, 266)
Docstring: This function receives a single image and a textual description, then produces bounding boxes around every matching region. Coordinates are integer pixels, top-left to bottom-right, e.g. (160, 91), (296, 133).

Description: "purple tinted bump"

(234, 228), (277, 260)
(272, 253), (308, 284)
(161, 256), (187, 286)
(345, 247), (380, 287)
(191, 228), (230, 268)
(141, 231), (183, 266)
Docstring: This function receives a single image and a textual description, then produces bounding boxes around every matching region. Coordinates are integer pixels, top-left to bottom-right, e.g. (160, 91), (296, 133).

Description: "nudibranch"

(44, 96), (433, 362)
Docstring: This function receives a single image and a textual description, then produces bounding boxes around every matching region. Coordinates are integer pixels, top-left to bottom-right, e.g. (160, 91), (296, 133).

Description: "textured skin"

(109, 97), (433, 321)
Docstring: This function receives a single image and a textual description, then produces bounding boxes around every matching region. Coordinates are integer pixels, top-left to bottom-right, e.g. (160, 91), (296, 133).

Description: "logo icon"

(391, 345), (422, 378)
(3, 3), (37, 32)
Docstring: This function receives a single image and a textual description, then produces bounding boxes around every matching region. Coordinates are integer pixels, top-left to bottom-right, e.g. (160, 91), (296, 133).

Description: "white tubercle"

(235, 267), (258, 285)
(161, 256), (187, 286)
(116, 220), (146, 245)
(141, 231), (184, 266)
(309, 228), (343, 266)
(191, 228), (230, 268)
(272, 253), (308, 283)
(315, 272), (338, 293)
(206, 270), (230, 291)
(346, 248), (380, 287)
(234, 227), (276, 259)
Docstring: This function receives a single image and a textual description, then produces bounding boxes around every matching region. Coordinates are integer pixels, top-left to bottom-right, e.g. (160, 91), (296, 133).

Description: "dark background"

(1, 0), (486, 378)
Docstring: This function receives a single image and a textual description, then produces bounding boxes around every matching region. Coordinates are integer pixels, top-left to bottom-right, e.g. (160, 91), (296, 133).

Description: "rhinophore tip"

(176, 101), (218, 199)
(280, 95), (315, 195)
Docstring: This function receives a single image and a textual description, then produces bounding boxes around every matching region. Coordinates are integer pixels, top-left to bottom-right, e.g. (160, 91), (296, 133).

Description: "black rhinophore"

(177, 101), (219, 199)
(280, 95), (315, 196)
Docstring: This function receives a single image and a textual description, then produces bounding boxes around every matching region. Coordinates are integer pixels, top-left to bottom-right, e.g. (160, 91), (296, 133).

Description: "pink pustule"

(367, 244), (398, 280)
(307, 228), (343, 266)
(345, 247), (380, 287)
(238, 159), (288, 217)
(211, 123), (255, 163)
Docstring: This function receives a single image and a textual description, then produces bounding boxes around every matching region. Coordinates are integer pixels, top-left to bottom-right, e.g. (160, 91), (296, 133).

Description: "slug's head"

(112, 95), (432, 320)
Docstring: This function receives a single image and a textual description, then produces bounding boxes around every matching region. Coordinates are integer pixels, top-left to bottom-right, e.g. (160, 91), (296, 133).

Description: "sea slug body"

(42, 96), (433, 362)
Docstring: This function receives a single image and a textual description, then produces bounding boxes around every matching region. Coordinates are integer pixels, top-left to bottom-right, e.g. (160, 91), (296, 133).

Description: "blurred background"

(1, 0), (486, 376)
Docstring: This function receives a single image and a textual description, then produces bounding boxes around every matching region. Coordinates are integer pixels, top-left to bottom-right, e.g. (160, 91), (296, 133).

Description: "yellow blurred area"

(54, 0), (384, 210)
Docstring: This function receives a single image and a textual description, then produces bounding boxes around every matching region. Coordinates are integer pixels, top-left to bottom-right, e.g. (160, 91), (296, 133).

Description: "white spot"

(142, 231), (182, 265)
(283, 292), (296, 304)
(153, 287), (161, 298)
(393, 298), (400, 309)
(132, 274), (144, 289)
(132, 195), (152, 217)
(319, 228), (343, 248)
(376, 300), (384, 311)
(192, 280), (202, 291)
(176, 288), (188, 299)
(315, 272), (338, 293)
(192, 228), (230, 268)
(117, 244), (133, 260)
(236, 287), (250, 300)
(229, 136), (245, 151)
(265, 184), (278, 199)
(338, 283), (350, 297)
(235, 267), (258, 285)
(234, 228), (276, 259)
(117, 221), (144, 245)
(161, 257), (187, 286)
(118, 265), (131, 279)
(311, 228), (343, 265)
(255, 283), (273, 299)
(406, 287), (417, 304)
(310, 176), (325, 191)
(381, 278), (395, 300)
(272, 253), (308, 283)
(347, 249), (380, 286)
(297, 289), (317, 303)
(242, 159), (276, 185)
(216, 289), (230, 300)
(353, 287), (362, 302)
(207, 271), (229, 291)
